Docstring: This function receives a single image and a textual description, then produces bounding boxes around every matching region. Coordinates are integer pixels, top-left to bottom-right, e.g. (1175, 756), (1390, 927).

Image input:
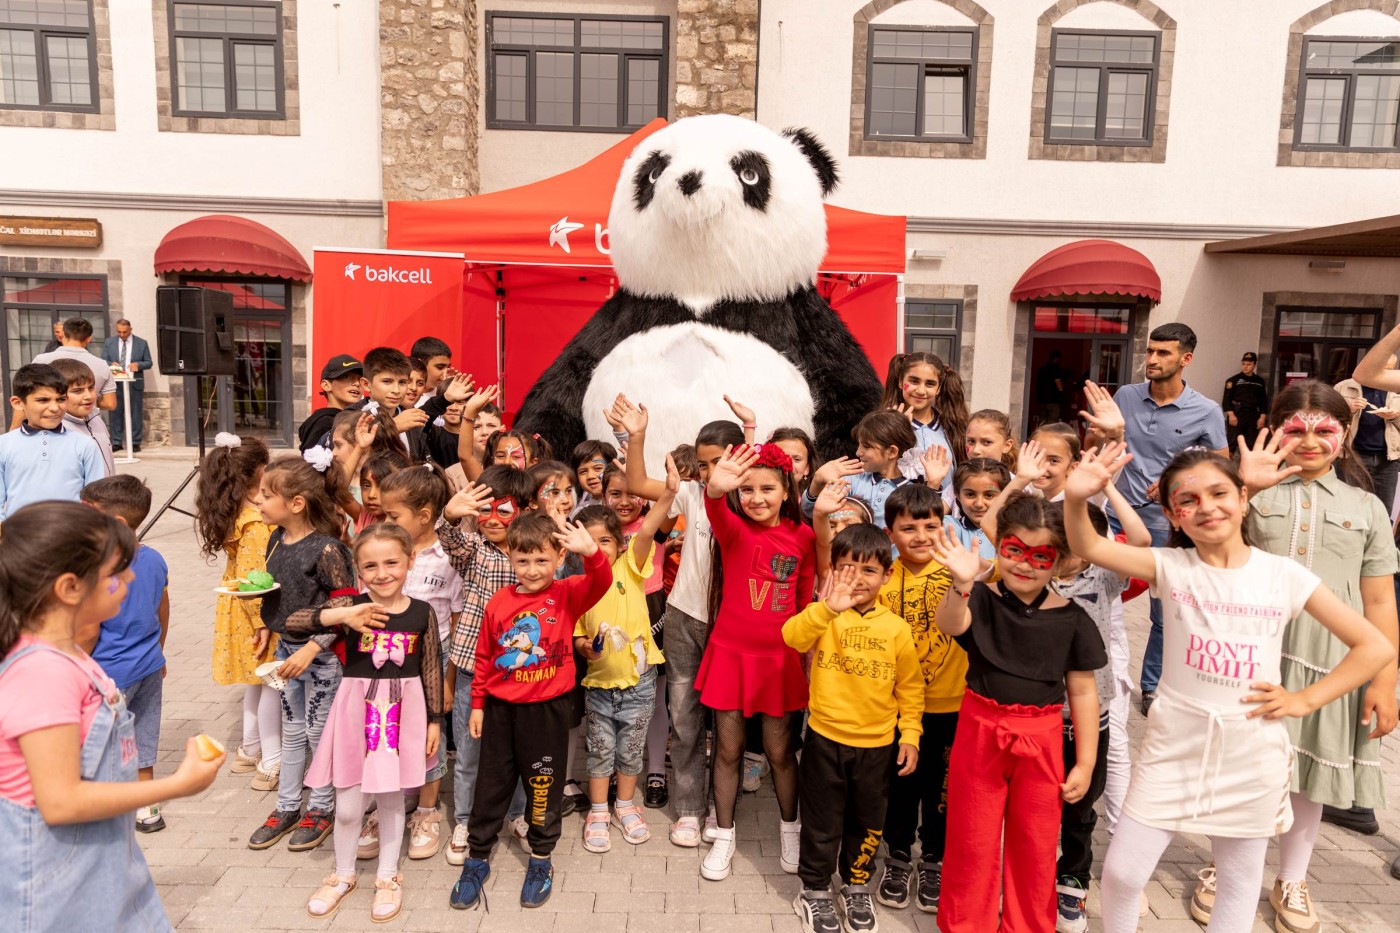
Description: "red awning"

(1011, 239), (1160, 303)
(153, 215), (312, 281)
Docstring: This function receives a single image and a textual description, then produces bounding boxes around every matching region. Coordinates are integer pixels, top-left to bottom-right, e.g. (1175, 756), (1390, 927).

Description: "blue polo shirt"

(911, 418), (955, 493)
(803, 472), (910, 530)
(92, 545), (169, 690)
(1113, 382), (1228, 507)
(0, 421), (105, 519)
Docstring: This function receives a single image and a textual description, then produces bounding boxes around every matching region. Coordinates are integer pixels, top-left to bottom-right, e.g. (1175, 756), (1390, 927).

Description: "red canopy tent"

(340, 120), (906, 414)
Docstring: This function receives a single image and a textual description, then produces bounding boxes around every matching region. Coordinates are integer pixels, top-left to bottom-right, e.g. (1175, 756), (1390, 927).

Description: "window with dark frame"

(1273, 305), (1382, 392)
(1, 273), (109, 422)
(865, 26), (976, 142)
(1047, 30), (1158, 145)
(487, 13), (667, 131)
(1294, 37), (1400, 151)
(0, 0), (97, 112)
(169, 0), (283, 118)
(905, 300), (962, 364)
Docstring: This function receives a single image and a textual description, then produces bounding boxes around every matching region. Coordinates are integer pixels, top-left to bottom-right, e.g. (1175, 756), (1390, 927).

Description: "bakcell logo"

(547, 217), (610, 255)
(344, 261), (433, 284)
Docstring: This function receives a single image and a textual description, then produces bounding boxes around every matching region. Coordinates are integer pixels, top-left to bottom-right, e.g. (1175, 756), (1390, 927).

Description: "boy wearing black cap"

(298, 354), (364, 450)
(1222, 351), (1269, 449)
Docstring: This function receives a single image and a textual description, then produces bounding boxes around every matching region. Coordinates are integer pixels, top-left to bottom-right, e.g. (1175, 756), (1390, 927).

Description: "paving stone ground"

(126, 453), (1400, 932)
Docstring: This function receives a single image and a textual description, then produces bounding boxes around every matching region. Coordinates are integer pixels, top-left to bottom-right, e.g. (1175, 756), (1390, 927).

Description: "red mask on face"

(998, 534), (1057, 570)
(479, 498), (517, 525)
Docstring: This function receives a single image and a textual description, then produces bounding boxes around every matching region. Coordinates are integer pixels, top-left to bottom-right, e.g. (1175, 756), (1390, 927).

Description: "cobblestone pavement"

(127, 454), (1400, 932)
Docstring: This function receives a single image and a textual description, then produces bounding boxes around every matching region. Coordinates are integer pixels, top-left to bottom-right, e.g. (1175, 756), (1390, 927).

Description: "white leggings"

(241, 685), (282, 769)
(1101, 816), (1267, 932)
(1277, 792), (1324, 883)
(334, 786), (405, 880)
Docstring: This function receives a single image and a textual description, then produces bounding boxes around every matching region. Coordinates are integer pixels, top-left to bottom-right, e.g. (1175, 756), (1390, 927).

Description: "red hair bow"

(753, 444), (794, 474)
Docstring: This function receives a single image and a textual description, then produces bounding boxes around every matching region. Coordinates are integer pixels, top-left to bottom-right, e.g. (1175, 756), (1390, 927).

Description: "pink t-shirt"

(0, 637), (113, 807)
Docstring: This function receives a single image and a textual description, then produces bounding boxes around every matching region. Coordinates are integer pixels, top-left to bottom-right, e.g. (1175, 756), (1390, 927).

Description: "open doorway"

(1023, 303), (1133, 436)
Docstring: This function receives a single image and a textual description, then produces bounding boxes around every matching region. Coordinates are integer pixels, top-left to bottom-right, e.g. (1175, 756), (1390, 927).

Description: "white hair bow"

(214, 432), (242, 449)
(302, 445), (335, 473)
(363, 400), (380, 416)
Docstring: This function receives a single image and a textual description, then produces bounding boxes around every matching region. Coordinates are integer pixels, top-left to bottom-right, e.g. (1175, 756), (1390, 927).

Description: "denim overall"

(0, 643), (171, 931)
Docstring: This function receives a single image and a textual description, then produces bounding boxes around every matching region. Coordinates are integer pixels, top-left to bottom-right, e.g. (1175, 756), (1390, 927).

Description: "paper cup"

(255, 660), (288, 691)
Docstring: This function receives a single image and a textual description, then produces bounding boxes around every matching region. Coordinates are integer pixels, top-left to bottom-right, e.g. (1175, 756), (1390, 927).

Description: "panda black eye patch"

(730, 151), (771, 211)
(633, 152), (671, 210)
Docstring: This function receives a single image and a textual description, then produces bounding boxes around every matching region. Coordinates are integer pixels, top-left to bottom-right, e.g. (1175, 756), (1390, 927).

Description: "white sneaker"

(506, 815), (528, 846)
(701, 827), (736, 881)
(445, 822), (469, 866)
(780, 819), (801, 874)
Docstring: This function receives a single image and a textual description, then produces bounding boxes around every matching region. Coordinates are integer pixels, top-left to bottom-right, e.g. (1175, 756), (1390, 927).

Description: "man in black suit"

(102, 318), (153, 451)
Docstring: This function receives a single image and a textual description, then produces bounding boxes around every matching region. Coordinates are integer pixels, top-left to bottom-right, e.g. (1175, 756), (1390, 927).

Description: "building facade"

(6, 0), (1397, 445)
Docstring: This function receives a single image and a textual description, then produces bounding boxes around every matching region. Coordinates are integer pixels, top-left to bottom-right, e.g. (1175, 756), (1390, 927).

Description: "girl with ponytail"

(880, 352), (969, 494)
(0, 502), (222, 931)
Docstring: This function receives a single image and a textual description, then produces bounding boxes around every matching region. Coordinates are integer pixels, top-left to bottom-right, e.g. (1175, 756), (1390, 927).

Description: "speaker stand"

(138, 377), (211, 541)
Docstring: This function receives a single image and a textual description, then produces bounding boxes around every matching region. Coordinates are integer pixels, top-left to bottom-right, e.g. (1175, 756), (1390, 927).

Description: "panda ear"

(782, 126), (839, 196)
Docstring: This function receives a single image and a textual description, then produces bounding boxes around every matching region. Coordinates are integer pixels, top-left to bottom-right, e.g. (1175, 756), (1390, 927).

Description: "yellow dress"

(212, 506), (278, 685)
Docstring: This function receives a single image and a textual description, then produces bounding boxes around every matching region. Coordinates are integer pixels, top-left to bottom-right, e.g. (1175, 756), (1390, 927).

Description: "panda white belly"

(582, 322), (815, 476)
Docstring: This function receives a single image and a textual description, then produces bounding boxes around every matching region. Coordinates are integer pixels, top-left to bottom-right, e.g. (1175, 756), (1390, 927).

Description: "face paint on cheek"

(106, 577), (120, 595)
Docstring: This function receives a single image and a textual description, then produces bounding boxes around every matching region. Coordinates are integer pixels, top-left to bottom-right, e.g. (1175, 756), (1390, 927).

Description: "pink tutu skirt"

(306, 676), (436, 794)
(695, 640), (808, 717)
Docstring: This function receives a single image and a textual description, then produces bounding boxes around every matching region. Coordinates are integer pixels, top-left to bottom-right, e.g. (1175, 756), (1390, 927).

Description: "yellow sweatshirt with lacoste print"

(878, 557), (968, 714)
(782, 601), (924, 748)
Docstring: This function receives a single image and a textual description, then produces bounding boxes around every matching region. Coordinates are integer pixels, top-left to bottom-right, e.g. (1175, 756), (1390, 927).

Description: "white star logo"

(548, 217), (585, 253)
(344, 262), (360, 280)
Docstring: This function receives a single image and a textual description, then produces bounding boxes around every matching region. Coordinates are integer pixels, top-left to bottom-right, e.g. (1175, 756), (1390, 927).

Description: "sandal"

(614, 801), (650, 845)
(371, 874), (403, 923)
(307, 874), (356, 918)
(669, 815), (701, 848)
(582, 808), (612, 853)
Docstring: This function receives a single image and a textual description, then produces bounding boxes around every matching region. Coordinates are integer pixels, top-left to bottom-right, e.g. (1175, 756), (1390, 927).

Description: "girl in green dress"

(1203, 380), (1399, 930)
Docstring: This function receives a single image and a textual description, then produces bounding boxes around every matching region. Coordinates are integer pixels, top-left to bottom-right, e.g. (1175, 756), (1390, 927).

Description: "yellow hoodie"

(877, 557), (967, 714)
(782, 600), (924, 748)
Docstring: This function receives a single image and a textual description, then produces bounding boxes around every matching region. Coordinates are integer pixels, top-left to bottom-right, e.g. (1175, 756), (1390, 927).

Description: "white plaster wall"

(758, 0), (1400, 228)
(476, 0), (679, 193)
(0, 2), (382, 200)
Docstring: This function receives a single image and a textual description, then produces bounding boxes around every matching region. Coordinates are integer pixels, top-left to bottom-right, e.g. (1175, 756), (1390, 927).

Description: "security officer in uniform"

(1222, 351), (1269, 449)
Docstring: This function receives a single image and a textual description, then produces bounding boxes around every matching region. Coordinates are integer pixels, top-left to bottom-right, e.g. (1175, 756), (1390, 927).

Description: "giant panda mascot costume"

(515, 115), (883, 471)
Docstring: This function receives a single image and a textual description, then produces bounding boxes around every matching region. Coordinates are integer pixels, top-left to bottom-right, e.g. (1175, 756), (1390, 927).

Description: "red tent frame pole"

(494, 268), (506, 402)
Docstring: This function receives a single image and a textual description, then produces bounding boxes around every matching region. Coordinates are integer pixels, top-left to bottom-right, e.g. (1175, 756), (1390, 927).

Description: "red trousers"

(938, 690), (1064, 933)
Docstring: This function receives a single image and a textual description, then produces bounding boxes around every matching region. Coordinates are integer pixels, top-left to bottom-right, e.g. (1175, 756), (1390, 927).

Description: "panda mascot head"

(514, 115), (883, 475)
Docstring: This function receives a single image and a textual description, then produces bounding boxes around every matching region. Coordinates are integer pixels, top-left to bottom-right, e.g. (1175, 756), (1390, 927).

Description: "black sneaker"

(248, 808), (301, 849)
(794, 888), (841, 933)
(644, 773), (669, 809)
(915, 859), (941, 913)
(1390, 850), (1400, 881)
(560, 780), (586, 817)
(1320, 804), (1380, 835)
(876, 856), (911, 909)
(839, 884), (878, 933)
(287, 807), (335, 851)
(1140, 691), (1158, 716)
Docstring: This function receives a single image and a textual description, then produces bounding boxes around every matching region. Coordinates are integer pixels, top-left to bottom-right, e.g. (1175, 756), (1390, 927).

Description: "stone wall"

(675, 0), (759, 118)
(380, 0), (481, 201)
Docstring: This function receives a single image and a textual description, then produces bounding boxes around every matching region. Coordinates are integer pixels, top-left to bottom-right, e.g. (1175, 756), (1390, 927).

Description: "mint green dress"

(1246, 472), (1396, 808)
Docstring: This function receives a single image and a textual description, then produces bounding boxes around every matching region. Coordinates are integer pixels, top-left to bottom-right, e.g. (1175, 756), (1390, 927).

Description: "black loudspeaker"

(156, 286), (236, 376)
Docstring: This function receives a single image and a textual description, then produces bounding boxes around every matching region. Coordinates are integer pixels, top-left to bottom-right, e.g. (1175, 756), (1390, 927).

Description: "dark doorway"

(1024, 303), (1133, 436)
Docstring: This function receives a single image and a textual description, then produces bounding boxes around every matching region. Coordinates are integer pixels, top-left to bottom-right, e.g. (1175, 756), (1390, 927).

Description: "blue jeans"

(120, 669), (163, 770)
(584, 667), (657, 778)
(451, 665), (525, 827)
(1133, 505), (1171, 695)
(275, 640), (341, 813)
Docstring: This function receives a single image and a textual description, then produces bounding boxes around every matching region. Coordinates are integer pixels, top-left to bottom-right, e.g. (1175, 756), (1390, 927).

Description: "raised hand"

(441, 371), (476, 404)
(706, 444), (758, 496)
(723, 394), (755, 426)
(353, 411), (379, 450)
(815, 456), (864, 488)
(1014, 439), (1048, 486)
(813, 479), (851, 517)
(394, 407), (429, 433)
(603, 393), (627, 433)
(553, 519), (600, 557)
(889, 402), (916, 422)
(1064, 441), (1133, 501)
(921, 444), (951, 489)
(930, 524), (981, 589)
(662, 453), (682, 499)
(611, 394), (648, 436)
(1237, 428), (1302, 494)
(824, 563), (860, 614)
(464, 383), (500, 419)
(444, 482), (494, 521)
(1078, 381), (1125, 440)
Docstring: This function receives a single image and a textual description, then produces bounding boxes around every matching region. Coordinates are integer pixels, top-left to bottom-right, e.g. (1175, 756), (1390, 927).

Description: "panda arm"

(788, 289), (885, 463)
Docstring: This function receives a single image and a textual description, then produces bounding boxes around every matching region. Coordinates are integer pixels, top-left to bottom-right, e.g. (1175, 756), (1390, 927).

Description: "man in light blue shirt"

(0, 363), (105, 519)
(1110, 324), (1228, 713)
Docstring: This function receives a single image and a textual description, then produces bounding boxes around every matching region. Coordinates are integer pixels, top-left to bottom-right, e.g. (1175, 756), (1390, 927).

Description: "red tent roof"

(1011, 239), (1161, 303)
(387, 119), (906, 274)
(154, 214), (312, 282)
